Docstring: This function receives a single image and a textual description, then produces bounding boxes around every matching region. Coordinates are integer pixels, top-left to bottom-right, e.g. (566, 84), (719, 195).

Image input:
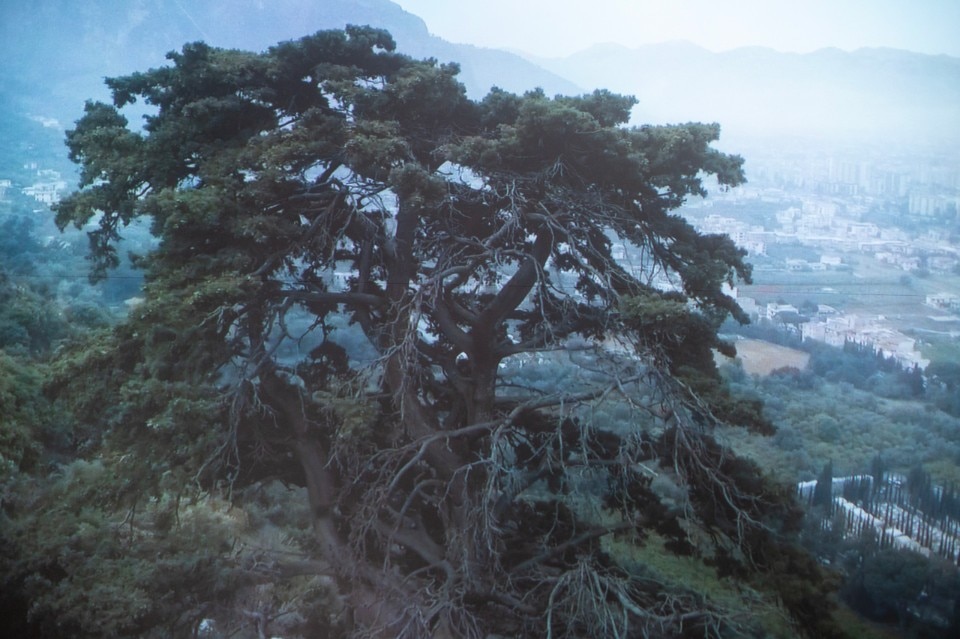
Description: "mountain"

(529, 42), (960, 148)
(4, 1), (957, 151)
(0, 0), (580, 123)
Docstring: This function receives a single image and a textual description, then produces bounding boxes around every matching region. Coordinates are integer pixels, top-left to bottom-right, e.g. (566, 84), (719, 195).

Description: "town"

(682, 138), (960, 370)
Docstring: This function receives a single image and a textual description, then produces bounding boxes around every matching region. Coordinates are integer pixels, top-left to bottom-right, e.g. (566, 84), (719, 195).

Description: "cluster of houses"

(727, 287), (932, 369)
(927, 292), (960, 313)
(802, 316), (929, 369)
(20, 167), (66, 205)
(685, 176), (960, 373)
(0, 164), (67, 207)
(696, 207), (960, 275)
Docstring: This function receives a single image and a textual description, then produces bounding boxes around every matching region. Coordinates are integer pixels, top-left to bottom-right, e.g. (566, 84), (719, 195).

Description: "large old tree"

(42, 26), (840, 638)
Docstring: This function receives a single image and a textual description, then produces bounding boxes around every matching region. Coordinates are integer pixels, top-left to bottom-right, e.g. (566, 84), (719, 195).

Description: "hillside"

(2, 6), (958, 638)
(0, 0), (579, 122)
(6, 1), (957, 151)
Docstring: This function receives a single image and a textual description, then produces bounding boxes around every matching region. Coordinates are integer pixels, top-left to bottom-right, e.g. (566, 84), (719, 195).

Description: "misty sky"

(395, 0), (960, 58)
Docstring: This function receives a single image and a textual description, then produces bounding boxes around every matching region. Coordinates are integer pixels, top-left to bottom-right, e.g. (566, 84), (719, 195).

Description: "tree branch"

(280, 289), (386, 309)
(512, 521), (636, 573)
(474, 228), (553, 340)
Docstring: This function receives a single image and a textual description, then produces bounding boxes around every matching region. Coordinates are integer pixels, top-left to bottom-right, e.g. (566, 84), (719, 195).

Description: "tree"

(0, 273), (70, 355)
(0, 350), (58, 479)
(40, 27), (840, 637)
(813, 459), (834, 509)
(798, 299), (819, 316)
(856, 548), (930, 627)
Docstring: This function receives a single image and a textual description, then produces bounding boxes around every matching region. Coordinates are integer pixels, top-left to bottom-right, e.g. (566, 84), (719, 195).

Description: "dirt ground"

(720, 338), (810, 376)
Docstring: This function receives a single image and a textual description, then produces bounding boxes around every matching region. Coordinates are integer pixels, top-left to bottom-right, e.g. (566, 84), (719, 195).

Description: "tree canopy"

(32, 26), (846, 638)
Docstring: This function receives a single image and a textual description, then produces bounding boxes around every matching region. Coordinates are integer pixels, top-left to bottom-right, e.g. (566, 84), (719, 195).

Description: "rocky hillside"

(0, 0), (579, 121)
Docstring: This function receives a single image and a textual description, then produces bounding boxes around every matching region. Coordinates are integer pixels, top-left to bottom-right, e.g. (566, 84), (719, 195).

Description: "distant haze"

(1, 0), (957, 152)
(537, 43), (960, 149)
(396, 0), (960, 58)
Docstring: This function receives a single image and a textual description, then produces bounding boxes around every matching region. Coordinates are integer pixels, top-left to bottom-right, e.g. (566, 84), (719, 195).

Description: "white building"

(926, 293), (960, 312)
(22, 170), (66, 205)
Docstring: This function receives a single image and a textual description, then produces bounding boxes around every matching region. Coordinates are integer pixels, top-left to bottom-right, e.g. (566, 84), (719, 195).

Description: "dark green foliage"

(0, 26), (852, 638)
(814, 460), (834, 509)
(0, 351), (59, 476)
(2, 463), (327, 638)
(841, 547), (959, 634)
(621, 291), (772, 434)
(0, 275), (69, 355)
(926, 361), (960, 417)
(0, 215), (41, 275)
(815, 475), (960, 637)
(723, 362), (960, 486)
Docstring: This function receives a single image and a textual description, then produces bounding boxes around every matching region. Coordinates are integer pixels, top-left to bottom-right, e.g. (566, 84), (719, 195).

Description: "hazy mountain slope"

(0, 0), (580, 122)
(5, 1), (956, 150)
(532, 42), (960, 147)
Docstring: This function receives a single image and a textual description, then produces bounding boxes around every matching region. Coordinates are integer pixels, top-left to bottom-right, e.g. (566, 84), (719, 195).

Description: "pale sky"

(395, 0), (960, 58)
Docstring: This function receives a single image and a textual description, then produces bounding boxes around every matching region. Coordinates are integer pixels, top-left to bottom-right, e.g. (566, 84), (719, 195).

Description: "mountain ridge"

(2, 1), (956, 149)
(524, 40), (960, 147)
(0, 0), (580, 123)
(545, 39), (960, 59)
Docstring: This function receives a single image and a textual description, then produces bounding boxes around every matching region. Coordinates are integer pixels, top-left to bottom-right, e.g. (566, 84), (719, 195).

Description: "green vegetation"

(719, 361), (960, 484)
(0, 25), (950, 639)
(714, 333), (960, 638)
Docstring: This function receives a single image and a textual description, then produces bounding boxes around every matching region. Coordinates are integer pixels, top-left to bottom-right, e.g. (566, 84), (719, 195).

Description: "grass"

(605, 532), (797, 638)
(921, 335), (960, 366)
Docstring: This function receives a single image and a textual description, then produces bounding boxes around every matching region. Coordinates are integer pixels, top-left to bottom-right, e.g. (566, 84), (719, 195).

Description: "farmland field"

(720, 337), (810, 376)
(742, 251), (960, 340)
